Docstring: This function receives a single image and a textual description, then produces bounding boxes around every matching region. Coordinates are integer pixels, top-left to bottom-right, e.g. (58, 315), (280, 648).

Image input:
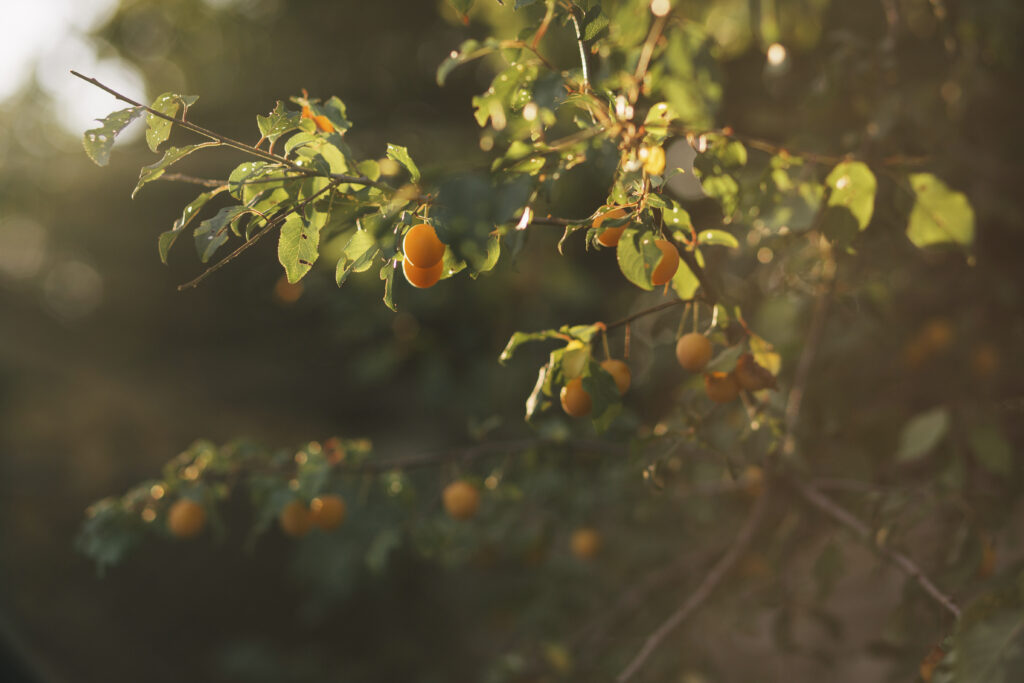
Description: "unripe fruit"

(570, 527), (601, 560)
(594, 207), (627, 247)
(676, 333), (712, 372)
(643, 145), (666, 176)
(402, 223), (445, 268)
(279, 500), (313, 538)
(310, 494), (347, 530)
(600, 359), (631, 394)
(650, 239), (679, 285)
(167, 498), (206, 539)
(734, 353), (776, 391)
(560, 377), (592, 417)
(402, 257), (443, 288)
(704, 371), (740, 403)
(443, 480), (480, 521)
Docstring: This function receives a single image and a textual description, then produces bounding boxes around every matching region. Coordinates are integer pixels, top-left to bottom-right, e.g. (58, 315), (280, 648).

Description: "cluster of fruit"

(165, 494), (347, 539)
(401, 223), (447, 288)
(675, 332), (776, 403)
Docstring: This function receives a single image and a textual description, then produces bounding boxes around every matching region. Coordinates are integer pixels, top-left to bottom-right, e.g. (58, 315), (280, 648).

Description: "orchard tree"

(73, 0), (1022, 681)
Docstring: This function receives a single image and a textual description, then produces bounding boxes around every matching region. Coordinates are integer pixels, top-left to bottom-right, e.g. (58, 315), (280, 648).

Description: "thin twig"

(793, 478), (961, 619)
(631, 14), (668, 103)
(70, 71), (390, 190)
(615, 488), (770, 682)
(606, 299), (694, 331)
(568, 7), (590, 87)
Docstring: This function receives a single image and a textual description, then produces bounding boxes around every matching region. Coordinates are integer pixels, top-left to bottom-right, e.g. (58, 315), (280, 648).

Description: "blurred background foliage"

(1, 0), (1022, 682)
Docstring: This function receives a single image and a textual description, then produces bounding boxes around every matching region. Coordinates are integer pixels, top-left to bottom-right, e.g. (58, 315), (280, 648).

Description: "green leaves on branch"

(386, 144), (421, 183)
(257, 101), (303, 144)
(82, 107), (144, 166)
(133, 143), (219, 199)
(278, 211), (325, 284)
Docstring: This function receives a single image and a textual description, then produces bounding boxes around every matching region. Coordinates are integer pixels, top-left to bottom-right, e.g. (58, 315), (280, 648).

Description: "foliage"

(68, 0), (1023, 681)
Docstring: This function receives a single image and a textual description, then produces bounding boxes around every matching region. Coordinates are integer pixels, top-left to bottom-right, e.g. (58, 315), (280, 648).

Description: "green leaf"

(194, 205), (250, 263)
(825, 161), (876, 230)
(158, 188), (225, 264)
(437, 38), (502, 86)
(698, 174), (740, 216)
(278, 212), (323, 283)
(705, 343), (744, 373)
(970, 424), (1013, 475)
(697, 229), (739, 248)
(380, 261), (396, 311)
(499, 329), (567, 364)
(257, 101), (302, 144)
(335, 230), (381, 286)
(896, 407), (950, 462)
(582, 5), (610, 42)
(386, 143), (420, 183)
(616, 229), (656, 291)
(82, 107), (144, 166)
(671, 257), (700, 299)
(133, 143), (219, 199)
(906, 173), (975, 247)
(446, 0), (474, 20)
(146, 92), (198, 153)
(582, 358), (622, 433)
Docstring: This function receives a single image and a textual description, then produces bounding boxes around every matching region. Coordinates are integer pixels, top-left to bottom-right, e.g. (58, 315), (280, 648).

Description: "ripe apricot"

(650, 239), (679, 285)
(676, 333), (712, 372)
(734, 353), (776, 391)
(643, 145), (666, 176)
(402, 257), (444, 288)
(279, 499), (313, 538)
(560, 377), (592, 417)
(402, 223), (445, 268)
(600, 359), (631, 394)
(312, 114), (334, 133)
(594, 207), (628, 247)
(570, 527), (601, 560)
(310, 494), (347, 530)
(443, 480), (480, 521)
(167, 498), (206, 539)
(704, 371), (739, 403)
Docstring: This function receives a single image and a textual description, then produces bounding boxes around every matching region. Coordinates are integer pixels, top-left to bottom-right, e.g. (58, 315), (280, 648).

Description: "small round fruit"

(601, 359), (631, 394)
(310, 494), (347, 530)
(443, 480), (480, 521)
(560, 377), (592, 417)
(643, 145), (666, 176)
(570, 527), (601, 560)
(279, 500), (313, 538)
(675, 333), (712, 372)
(704, 371), (740, 403)
(167, 499), (206, 539)
(650, 239), (679, 285)
(402, 257), (444, 288)
(734, 353), (776, 391)
(402, 223), (445, 268)
(594, 207), (627, 247)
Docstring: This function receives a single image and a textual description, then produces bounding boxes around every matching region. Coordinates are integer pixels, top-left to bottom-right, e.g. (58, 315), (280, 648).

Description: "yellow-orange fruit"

(402, 257), (444, 288)
(676, 333), (712, 372)
(301, 105), (313, 119)
(643, 146), (666, 175)
(312, 114), (334, 133)
(167, 499), (206, 539)
(651, 239), (679, 285)
(402, 223), (446, 268)
(279, 500), (313, 538)
(570, 527), (602, 559)
(443, 480), (480, 521)
(919, 645), (946, 683)
(734, 353), (776, 391)
(600, 359), (631, 394)
(560, 377), (592, 417)
(594, 207), (628, 247)
(310, 494), (347, 530)
(704, 371), (740, 403)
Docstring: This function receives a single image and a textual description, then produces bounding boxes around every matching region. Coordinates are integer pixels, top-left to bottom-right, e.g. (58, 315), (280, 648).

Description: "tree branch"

(793, 478), (961, 619)
(615, 487), (770, 682)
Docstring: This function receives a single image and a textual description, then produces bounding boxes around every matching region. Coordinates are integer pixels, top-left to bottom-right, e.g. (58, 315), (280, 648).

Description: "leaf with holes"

(386, 144), (420, 183)
(257, 101), (302, 144)
(146, 93), (198, 153)
(82, 107), (144, 166)
(278, 212), (323, 284)
(158, 187), (226, 264)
